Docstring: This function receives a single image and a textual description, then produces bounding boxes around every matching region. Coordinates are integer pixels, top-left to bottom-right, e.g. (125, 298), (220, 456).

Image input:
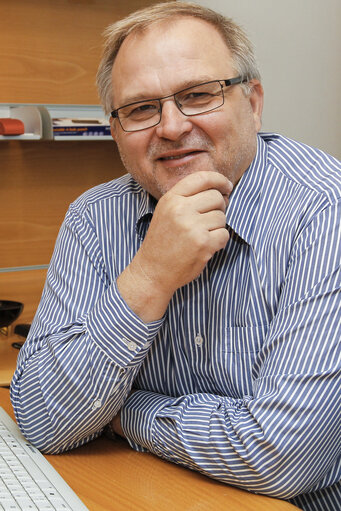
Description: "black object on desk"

(12, 323), (31, 350)
(14, 324), (31, 338)
(0, 301), (23, 329)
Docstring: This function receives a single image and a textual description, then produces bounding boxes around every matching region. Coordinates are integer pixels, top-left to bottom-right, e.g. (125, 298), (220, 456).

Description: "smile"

(158, 150), (204, 161)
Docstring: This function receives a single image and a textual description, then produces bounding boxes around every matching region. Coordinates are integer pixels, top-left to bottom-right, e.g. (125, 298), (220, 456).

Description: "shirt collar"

(226, 134), (268, 245)
(136, 185), (157, 240)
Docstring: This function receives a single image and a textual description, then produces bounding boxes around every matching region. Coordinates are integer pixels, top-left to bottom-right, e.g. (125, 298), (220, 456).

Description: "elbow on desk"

(10, 384), (96, 455)
(13, 413), (101, 455)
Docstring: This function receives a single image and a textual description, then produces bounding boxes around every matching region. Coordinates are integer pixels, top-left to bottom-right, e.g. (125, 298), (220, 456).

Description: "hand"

(136, 171), (231, 290)
(110, 411), (125, 438)
(109, 389), (139, 438)
(118, 171), (232, 321)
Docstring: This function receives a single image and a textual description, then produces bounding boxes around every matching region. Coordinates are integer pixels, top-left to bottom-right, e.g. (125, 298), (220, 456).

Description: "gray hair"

(96, 1), (261, 114)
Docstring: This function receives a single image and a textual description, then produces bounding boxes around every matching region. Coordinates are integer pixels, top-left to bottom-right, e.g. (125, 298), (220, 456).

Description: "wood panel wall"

(0, 0), (161, 332)
(1, 141), (121, 268)
(0, 0), (159, 104)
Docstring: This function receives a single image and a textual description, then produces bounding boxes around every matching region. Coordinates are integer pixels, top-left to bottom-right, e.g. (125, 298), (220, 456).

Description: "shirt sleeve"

(120, 199), (341, 500)
(10, 203), (164, 454)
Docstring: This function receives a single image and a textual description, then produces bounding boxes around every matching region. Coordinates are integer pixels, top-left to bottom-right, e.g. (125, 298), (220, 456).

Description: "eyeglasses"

(111, 76), (247, 132)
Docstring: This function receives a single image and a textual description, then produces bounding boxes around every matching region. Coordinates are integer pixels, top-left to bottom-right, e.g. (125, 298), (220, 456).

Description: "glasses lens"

(176, 81), (223, 115)
(118, 100), (160, 131)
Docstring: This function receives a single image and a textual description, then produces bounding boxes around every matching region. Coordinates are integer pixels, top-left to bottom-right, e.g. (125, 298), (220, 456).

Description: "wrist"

(104, 421), (117, 440)
(117, 259), (172, 323)
(111, 412), (125, 438)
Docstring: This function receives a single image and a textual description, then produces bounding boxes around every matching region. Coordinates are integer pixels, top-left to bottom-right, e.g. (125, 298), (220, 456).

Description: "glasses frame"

(111, 76), (247, 132)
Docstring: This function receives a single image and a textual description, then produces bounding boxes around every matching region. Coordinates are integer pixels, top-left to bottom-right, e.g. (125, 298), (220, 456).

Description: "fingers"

(182, 222), (230, 262)
(170, 170), (233, 199)
(190, 188), (227, 214)
(208, 226), (230, 250)
(199, 209), (227, 231)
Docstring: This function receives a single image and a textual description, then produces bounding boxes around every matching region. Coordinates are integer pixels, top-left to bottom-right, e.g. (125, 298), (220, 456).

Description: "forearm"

(117, 252), (172, 323)
(9, 199), (168, 452)
(10, 282), (163, 453)
(11, 333), (129, 453)
(120, 373), (339, 500)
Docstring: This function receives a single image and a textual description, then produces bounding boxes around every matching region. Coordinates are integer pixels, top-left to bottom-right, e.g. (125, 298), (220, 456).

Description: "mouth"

(157, 149), (205, 165)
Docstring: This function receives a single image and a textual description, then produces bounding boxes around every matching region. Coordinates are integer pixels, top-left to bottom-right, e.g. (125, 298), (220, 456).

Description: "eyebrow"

(118, 75), (216, 107)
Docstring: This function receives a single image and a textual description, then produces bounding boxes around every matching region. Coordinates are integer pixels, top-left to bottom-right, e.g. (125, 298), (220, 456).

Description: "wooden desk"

(0, 334), (21, 386)
(0, 389), (299, 511)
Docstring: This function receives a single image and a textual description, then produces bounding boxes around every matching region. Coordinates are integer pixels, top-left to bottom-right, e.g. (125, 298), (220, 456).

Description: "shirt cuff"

(86, 279), (164, 367)
(120, 390), (175, 453)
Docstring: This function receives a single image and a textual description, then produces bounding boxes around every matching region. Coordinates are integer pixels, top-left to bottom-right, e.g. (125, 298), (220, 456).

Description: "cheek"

(116, 132), (148, 165)
(115, 132), (156, 192)
(194, 112), (234, 146)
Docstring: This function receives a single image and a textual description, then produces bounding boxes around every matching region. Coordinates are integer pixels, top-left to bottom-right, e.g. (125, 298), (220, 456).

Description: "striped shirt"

(11, 133), (340, 511)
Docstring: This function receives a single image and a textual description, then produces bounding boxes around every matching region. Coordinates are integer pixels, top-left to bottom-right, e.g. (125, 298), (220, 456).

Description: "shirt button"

(123, 338), (138, 352)
(194, 334), (203, 346)
(93, 399), (102, 409)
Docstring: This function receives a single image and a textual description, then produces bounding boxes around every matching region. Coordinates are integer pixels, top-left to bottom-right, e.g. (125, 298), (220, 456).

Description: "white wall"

(193, 0), (341, 159)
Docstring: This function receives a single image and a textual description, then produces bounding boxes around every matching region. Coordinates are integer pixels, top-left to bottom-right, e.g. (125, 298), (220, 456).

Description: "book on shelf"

(52, 118), (111, 137)
(0, 105), (112, 140)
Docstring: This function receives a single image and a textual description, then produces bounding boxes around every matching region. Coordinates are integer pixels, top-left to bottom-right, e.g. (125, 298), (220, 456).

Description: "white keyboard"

(0, 407), (89, 511)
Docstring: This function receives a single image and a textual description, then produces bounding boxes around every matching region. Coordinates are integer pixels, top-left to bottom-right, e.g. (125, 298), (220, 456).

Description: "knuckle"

(196, 170), (212, 188)
(215, 211), (227, 228)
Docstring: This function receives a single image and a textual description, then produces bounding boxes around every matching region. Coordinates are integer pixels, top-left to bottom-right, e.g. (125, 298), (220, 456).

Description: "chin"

(154, 164), (212, 196)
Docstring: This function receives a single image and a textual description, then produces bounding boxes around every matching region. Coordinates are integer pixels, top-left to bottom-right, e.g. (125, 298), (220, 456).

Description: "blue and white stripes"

(11, 133), (340, 511)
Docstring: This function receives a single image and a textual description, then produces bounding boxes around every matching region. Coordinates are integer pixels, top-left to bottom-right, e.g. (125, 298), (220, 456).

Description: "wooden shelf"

(0, 104), (111, 141)
(0, 134), (41, 141)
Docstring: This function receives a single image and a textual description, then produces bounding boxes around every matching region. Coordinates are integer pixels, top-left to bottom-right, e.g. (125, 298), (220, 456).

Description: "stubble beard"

(116, 132), (234, 199)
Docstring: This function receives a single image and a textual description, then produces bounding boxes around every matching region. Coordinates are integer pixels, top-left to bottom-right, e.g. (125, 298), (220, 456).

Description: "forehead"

(112, 17), (235, 105)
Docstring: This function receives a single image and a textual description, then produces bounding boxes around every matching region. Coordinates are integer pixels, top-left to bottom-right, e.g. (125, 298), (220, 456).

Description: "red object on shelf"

(0, 118), (25, 135)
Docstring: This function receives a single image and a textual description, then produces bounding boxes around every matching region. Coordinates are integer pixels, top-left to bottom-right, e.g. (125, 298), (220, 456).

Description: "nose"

(155, 98), (193, 140)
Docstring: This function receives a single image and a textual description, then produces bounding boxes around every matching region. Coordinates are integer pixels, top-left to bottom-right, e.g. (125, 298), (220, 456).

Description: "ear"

(248, 80), (264, 132)
(109, 115), (117, 142)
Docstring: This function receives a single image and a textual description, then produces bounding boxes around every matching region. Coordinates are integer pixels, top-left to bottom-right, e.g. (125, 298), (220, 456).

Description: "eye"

(185, 91), (212, 100)
(180, 90), (218, 106)
(125, 102), (159, 119)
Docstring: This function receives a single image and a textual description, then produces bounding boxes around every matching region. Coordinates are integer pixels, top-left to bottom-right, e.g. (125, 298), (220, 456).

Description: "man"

(11, 3), (340, 510)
